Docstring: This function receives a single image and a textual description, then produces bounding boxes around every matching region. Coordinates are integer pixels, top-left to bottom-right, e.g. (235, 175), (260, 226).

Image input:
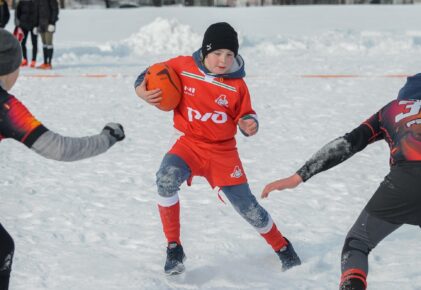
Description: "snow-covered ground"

(2, 6), (421, 290)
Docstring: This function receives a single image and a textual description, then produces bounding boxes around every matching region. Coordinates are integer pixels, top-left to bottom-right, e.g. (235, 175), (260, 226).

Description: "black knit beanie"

(201, 22), (239, 58)
(0, 29), (22, 77)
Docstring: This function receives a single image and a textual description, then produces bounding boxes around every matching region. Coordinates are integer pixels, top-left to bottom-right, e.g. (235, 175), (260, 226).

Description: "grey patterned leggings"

(156, 153), (273, 233)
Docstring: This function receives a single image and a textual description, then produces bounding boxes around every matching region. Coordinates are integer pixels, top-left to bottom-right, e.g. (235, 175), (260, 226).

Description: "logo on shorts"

(230, 166), (243, 178)
(215, 94), (229, 108)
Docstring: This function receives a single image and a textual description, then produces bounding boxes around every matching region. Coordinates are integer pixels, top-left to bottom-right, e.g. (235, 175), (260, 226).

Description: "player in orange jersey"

(0, 28), (124, 290)
(135, 22), (301, 275)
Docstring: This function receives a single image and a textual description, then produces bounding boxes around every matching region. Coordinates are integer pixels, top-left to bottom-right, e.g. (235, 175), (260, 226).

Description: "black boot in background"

(43, 46), (48, 65)
(47, 47), (53, 66)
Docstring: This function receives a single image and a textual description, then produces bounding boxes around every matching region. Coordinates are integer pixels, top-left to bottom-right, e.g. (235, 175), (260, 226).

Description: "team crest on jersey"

(230, 166), (243, 178)
(184, 86), (196, 96)
(215, 94), (229, 107)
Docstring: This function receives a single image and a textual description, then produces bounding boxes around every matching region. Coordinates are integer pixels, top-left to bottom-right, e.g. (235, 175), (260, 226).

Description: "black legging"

(341, 209), (401, 274)
(40, 31), (54, 65)
(0, 224), (14, 290)
(21, 28), (38, 62)
(342, 164), (421, 276)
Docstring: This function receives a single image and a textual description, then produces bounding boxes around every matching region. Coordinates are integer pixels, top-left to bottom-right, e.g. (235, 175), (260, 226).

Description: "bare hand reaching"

(261, 173), (303, 199)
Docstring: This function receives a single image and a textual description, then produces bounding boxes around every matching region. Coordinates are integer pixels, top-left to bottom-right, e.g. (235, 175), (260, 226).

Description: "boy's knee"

(156, 165), (184, 197)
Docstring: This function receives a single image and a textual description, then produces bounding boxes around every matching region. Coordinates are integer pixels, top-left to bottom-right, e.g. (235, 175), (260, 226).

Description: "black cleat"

(340, 278), (366, 290)
(276, 238), (301, 271)
(164, 242), (186, 275)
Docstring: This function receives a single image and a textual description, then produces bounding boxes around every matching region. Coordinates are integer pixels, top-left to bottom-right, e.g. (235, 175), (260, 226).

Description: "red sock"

(340, 268), (367, 289)
(260, 223), (287, 252)
(158, 201), (181, 245)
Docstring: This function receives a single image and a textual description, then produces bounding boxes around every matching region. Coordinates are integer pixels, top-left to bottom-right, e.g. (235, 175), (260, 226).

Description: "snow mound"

(122, 17), (202, 56)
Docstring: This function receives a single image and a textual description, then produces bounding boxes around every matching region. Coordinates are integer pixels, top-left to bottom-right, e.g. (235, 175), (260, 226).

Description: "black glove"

(101, 123), (125, 145)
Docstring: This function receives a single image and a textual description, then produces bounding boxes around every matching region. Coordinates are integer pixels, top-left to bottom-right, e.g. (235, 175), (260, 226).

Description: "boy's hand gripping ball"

(145, 63), (182, 111)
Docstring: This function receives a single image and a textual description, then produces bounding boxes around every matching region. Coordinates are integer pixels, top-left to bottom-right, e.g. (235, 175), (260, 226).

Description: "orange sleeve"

(235, 81), (257, 124)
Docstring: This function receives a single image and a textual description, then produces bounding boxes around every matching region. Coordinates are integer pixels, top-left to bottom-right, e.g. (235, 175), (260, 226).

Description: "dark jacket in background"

(15, 0), (38, 31)
(37, 0), (58, 32)
(0, 0), (10, 28)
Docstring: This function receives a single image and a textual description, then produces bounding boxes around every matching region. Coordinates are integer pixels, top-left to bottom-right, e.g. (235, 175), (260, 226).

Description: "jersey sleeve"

(0, 96), (48, 148)
(49, 0), (59, 24)
(345, 111), (384, 152)
(235, 82), (257, 123)
(296, 111), (384, 182)
(134, 68), (147, 89)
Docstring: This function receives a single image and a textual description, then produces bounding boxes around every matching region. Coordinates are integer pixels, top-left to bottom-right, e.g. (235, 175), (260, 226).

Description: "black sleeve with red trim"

(22, 125), (49, 147)
(0, 95), (49, 148)
(296, 112), (383, 182)
(347, 111), (384, 151)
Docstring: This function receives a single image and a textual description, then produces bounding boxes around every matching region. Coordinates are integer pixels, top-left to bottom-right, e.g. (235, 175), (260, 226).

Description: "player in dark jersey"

(261, 73), (421, 290)
(0, 28), (125, 290)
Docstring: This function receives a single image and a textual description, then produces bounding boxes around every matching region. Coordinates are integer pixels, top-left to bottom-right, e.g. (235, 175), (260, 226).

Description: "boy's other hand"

(135, 80), (163, 106)
(238, 118), (258, 136)
(261, 174), (303, 199)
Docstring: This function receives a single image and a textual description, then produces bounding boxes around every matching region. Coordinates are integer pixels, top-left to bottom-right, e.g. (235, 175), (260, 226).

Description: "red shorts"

(169, 136), (248, 188)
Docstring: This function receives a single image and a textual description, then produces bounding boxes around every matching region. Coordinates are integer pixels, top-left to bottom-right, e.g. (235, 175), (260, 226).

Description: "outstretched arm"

(261, 120), (383, 198)
(31, 123), (124, 162)
(0, 95), (124, 161)
(296, 136), (354, 182)
(261, 173), (303, 198)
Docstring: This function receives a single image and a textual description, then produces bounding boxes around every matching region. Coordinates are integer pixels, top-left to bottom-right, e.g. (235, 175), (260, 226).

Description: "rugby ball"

(145, 63), (182, 111)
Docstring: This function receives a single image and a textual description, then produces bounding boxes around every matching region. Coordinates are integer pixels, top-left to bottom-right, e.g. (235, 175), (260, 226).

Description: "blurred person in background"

(15, 0), (39, 67)
(0, 0), (10, 28)
(36, 0), (58, 69)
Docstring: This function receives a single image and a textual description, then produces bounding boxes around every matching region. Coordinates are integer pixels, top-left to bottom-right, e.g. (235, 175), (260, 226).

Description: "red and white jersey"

(165, 56), (256, 144)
